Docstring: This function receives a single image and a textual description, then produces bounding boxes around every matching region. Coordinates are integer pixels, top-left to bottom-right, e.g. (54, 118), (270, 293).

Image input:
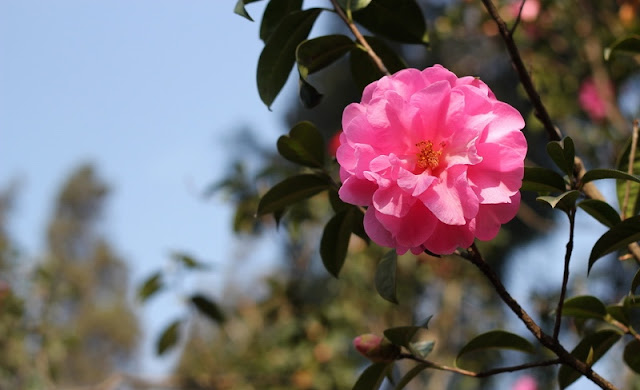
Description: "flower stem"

(553, 208), (576, 340)
(622, 120), (639, 219)
(329, 0), (390, 76)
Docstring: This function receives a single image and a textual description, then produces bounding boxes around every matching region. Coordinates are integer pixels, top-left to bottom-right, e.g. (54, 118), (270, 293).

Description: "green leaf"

(156, 319), (181, 355)
(558, 330), (621, 389)
(537, 190), (581, 213)
(632, 268), (640, 293)
(353, 0), (428, 44)
(171, 252), (208, 269)
(260, 0), (303, 42)
(257, 173), (330, 215)
(522, 166), (566, 193)
(582, 169), (640, 186)
(393, 363), (430, 390)
(375, 250), (398, 304)
(277, 121), (325, 168)
(546, 137), (575, 177)
(297, 35), (356, 79)
(298, 77), (323, 108)
(561, 295), (607, 320)
(349, 36), (408, 92)
(138, 272), (163, 302)
(383, 318), (431, 349)
(337, 0), (373, 12)
(257, 8), (323, 108)
(353, 362), (392, 390)
(456, 330), (534, 365)
(624, 340), (640, 374)
(190, 294), (226, 324)
(616, 135), (640, 219)
(604, 34), (640, 61)
(606, 304), (630, 325)
(320, 208), (357, 277)
(233, 0), (263, 21)
(408, 340), (435, 359)
(589, 215), (640, 273)
(577, 199), (621, 228)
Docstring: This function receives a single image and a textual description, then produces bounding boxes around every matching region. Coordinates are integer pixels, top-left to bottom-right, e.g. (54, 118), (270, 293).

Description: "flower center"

(415, 140), (444, 171)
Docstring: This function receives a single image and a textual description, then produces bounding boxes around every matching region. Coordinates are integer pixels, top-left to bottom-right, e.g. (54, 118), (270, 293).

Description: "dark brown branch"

(553, 208), (576, 340)
(464, 243), (616, 390)
(509, 0), (527, 36)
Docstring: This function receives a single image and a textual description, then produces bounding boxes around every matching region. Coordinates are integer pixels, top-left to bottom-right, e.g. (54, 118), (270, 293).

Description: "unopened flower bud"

(353, 334), (400, 362)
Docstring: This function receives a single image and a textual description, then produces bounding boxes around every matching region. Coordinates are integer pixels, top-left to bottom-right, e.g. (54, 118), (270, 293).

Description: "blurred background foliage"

(1, 0), (640, 389)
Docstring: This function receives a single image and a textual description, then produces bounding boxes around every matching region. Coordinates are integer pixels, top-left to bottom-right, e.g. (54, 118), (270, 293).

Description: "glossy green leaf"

(616, 135), (640, 219)
(582, 169), (640, 185)
(297, 35), (356, 79)
(408, 340), (435, 359)
(298, 77), (323, 108)
(604, 34), (640, 61)
(522, 166), (566, 193)
(350, 36), (407, 92)
(260, 0), (302, 42)
(589, 215), (640, 273)
(375, 250), (398, 304)
(546, 137), (575, 177)
(537, 190), (581, 213)
(233, 0), (263, 21)
(337, 0), (373, 12)
(138, 271), (163, 302)
(353, 362), (392, 390)
(171, 252), (208, 269)
(577, 199), (621, 228)
(606, 304), (630, 325)
(277, 121), (325, 168)
(257, 8), (322, 108)
(383, 318), (431, 349)
(632, 268), (640, 293)
(624, 340), (640, 374)
(456, 330), (534, 365)
(561, 295), (607, 320)
(558, 330), (621, 389)
(321, 208), (357, 277)
(257, 173), (330, 215)
(353, 0), (428, 44)
(393, 363), (430, 390)
(190, 294), (226, 324)
(156, 319), (181, 355)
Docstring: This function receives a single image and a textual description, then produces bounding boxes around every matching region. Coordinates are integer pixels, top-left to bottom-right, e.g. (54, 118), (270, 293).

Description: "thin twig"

(509, 0), (527, 37)
(479, 0), (561, 142)
(553, 208), (576, 340)
(401, 354), (560, 378)
(463, 243), (616, 389)
(608, 318), (640, 343)
(329, 0), (390, 76)
(622, 120), (639, 219)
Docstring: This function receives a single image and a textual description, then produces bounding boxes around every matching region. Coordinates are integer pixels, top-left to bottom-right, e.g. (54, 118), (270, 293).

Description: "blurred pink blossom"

(328, 130), (342, 157)
(512, 375), (538, 390)
(579, 78), (612, 122)
(509, 0), (541, 22)
(337, 66), (527, 254)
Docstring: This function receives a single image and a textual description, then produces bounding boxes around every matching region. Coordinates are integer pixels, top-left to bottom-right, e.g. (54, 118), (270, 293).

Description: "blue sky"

(0, 0), (297, 375)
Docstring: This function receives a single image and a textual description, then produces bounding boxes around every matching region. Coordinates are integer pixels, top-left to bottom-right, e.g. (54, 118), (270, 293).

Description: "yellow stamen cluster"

(415, 140), (443, 170)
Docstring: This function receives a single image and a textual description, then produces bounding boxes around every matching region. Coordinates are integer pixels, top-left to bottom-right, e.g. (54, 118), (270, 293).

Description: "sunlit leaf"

(522, 166), (566, 193)
(537, 190), (581, 213)
(297, 35), (356, 79)
(606, 304), (630, 326)
(616, 135), (640, 219)
(393, 363), (430, 390)
(581, 169), (640, 185)
(277, 121), (325, 168)
(546, 137), (575, 178)
(138, 272), (163, 302)
(321, 208), (358, 277)
(604, 34), (640, 61)
(558, 330), (621, 389)
(257, 173), (330, 215)
(577, 199), (621, 228)
(337, 0), (373, 12)
(353, 0), (428, 44)
(561, 295), (607, 320)
(233, 0), (264, 21)
(190, 294), (226, 324)
(260, 0), (302, 42)
(257, 8), (323, 108)
(353, 362), (392, 390)
(298, 77), (323, 108)
(456, 330), (534, 366)
(383, 317), (431, 349)
(624, 340), (640, 374)
(375, 250), (398, 304)
(156, 319), (181, 355)
(350, 36), (407, 92)
(408, 340), (435, 359)
(589, 216), (640, 273)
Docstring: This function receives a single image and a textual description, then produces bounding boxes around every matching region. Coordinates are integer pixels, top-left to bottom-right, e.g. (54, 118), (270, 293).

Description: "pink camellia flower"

(337, 65), (527, 255)
(578, 78), (612, 122)
(512, 375), (538, 390)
